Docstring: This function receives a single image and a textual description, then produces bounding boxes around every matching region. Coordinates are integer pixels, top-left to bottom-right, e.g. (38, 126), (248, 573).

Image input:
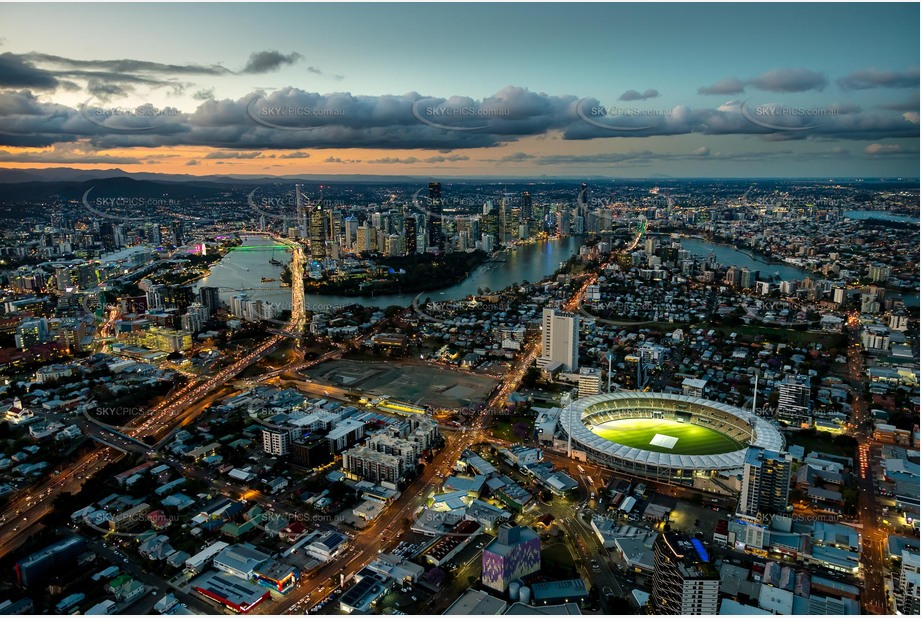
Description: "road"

(846, 313), (890, 614)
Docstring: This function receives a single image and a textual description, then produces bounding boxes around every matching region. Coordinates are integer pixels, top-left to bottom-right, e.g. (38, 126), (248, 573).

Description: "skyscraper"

(520, 191), (532, 221)
(403, 216), (417, 255)
(171, 220), (186, 246)
(539, 307), (579, 371)
(651, 532), (720, 615)
(427, 182), (442, 249)
(198, 286), (220, 316)
(309, 201), (327, 260)
(738, 448), (792, 518)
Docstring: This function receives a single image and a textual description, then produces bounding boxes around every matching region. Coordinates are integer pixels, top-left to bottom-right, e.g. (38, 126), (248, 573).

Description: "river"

(198, 232), (917, 311)
(676, 236), (918, 308)
(195, 235), (583, 310)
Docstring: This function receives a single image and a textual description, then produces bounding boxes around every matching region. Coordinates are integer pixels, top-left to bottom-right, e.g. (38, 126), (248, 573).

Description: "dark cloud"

(838, 68), (920, 90)
(619, 89), (660, 101)
(86, 78), (133, 101)
(0, 53), (59, 89)
(749, 69), (827, 93)
(22, 52), (231, 76)
(185, 159), (200, 166)
(878, 93), (920, 112)
(699, 69), (827, 95)
(241, 51), (303, 74)
(0, 85), (916, 153)
(278, 151), (310, 159)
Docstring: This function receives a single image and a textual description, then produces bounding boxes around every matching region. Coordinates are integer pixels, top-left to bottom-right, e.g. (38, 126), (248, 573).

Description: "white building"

(539, 307), (579, 371)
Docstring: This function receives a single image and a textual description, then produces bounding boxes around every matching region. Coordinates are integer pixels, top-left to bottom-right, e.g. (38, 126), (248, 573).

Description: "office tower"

(403, 216), (417, 255)
(481, 525), (541, 593)
(355, 225), (371, 253)
(776, 375), (812, 425)
(645, 237), (658, 255)
(651, 532), (720, 615)
(557, 207), (570, 236)
(296, 184), (307, 239)
(833, 287), (846, 305)
(428, 182), (442, 249)
(520, 191), (533, 222)
(309, 202), (327, 260)
(739, 448), (792, 518)
(198, 286), (220, 316)
(344, 215), (358, 250)
(171, 221), (186, 246)
(539, 307), (579, 371)
(498, 195), (512, 244)
(385, 234), (403, 257)
(14, 318), (49, 350)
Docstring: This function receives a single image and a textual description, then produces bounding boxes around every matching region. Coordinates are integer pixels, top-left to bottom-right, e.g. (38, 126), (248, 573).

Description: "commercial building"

(539, 308), (579, 371)
(14, 537), (87, 588)
(651, 532), (720, 615)
(482, 525), (541, 593)
(191, 570), (270, 614)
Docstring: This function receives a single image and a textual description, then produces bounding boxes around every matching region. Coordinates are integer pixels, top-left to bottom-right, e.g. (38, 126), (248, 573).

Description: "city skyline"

(0, 2), (918, 178)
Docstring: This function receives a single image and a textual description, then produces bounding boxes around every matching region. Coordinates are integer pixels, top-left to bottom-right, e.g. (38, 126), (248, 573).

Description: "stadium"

(558, 391), (784, 484)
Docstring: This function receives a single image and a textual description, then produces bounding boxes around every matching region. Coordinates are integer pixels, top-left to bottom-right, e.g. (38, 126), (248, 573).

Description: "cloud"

(423, 154), (469, 163)
(495, 152), (535, 162)
(699, 69), (827, 95)
(185, 159), (200, 166)
(691, 146), (710, 156)
(0, 52), (60, 89)
(0, 147), (143, 164)
(749, 68), (827, 93)
(86, 78), (132, 101)
(698, 78), (747, 95)
(241, 51), (303, 74)
(307, 66), (345, 81)
(367, 156), (420, 164)
(0, 83), (916, 154)
(278, 151), (310, 159)
(619, 89), (659, 101)
(865, 143), (904, 155)
(838, 67), (920, 90)
(203, 150), (265, 159)
(193, 88), (215, 101)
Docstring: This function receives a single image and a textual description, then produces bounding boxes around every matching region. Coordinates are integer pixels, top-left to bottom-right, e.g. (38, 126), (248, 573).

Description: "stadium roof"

(560, 391), (784, 471)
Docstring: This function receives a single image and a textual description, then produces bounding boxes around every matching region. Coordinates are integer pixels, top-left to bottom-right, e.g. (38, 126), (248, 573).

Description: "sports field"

(590, 418), (743, 455)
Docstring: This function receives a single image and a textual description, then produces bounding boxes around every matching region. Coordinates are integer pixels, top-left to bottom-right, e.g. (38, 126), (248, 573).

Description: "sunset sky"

(0, 2), (918, 178)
